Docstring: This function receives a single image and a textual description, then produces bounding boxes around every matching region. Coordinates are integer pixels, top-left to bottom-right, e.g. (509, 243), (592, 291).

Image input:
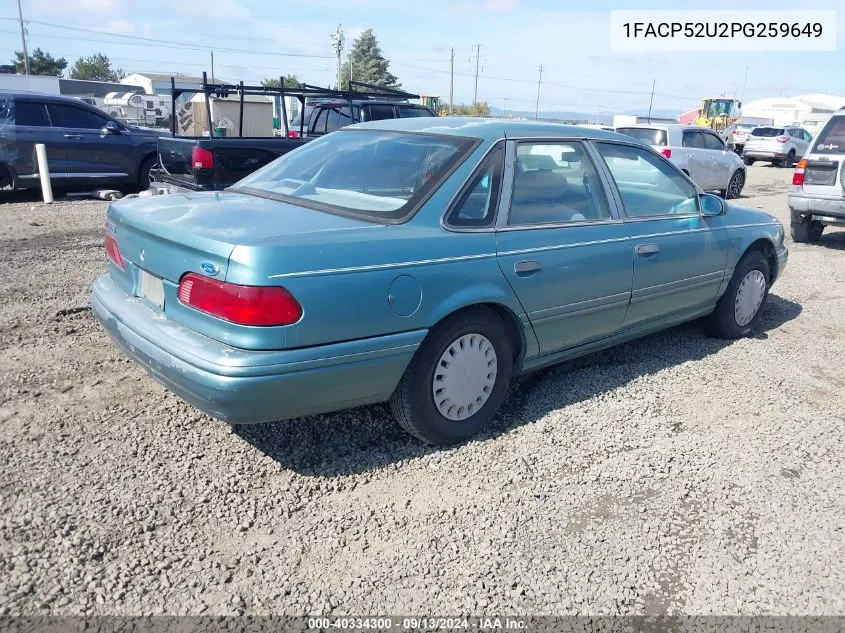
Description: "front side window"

(445, 147), (503, 228)
(232, 130), (478, 222)
(701, 133), (725, 150)
(14, 101), (51, 127)
(48, 104), (108, 129)
(597, 142), (699, 218)
(508, 142), (611, 225)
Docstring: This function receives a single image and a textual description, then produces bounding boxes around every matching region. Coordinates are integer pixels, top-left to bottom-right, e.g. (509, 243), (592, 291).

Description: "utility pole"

(210, 50), (215, 84)
(740, 64), (749, 103)
(647, 79), (656, 123)
(503, 97), (508, 119)
(472, 43), (482, 105)
(17, 0), (29, 75)
(535, 63), (544, 120)
(330, 24), (344, 90)
(449, 47), (454, 115)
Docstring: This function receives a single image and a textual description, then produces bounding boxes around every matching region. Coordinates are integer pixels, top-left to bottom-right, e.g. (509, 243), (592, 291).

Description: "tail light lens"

(792, 158), (807, 186)
(661, 148), (672, 158)
(191, 146), (215, 169)
(104, 234), (124, 270)
(177, 273), (302, 326)
(776, 135), (790, 143)
(288, 129), (300, 139)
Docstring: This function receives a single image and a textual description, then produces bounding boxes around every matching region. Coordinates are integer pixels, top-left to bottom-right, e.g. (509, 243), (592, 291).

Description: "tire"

(389, 307), (514, 445)
(791, 219), (824, 243)
(137, 155), (156, 191)
(723, 169), (745, 199)
(744, 157), (754, 166)
(704, 250), (770, 339)
(781, 149), (795, 168)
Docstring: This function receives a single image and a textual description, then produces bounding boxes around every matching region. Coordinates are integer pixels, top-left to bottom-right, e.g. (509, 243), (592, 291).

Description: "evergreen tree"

(340, 29), (399, 90)
(12, 48), (67, 76)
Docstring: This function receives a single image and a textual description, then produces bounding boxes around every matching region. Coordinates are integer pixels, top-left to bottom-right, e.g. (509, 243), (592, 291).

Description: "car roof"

(0, 89), (104, 106)
(311, 99), (427, 107)
(352, 116), (632, 142)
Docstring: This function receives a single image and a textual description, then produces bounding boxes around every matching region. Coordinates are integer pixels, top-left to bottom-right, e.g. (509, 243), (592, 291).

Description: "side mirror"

(101, 121), (121, 135)
(700, 193), (726, 216)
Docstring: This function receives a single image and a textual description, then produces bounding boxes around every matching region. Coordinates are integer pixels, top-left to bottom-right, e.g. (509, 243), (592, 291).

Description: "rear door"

(802, 115), (845, 196)
(496, 140), (633, 354)
(3, 97), (66, 186)
(46, 102), (133, 181)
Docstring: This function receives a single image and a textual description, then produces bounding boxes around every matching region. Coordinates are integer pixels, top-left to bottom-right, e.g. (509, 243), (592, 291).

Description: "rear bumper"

(149, 169), (210, 194)
(91, 274), (424, 424)
(743, 149), (786, 160)
(789, 192), (845, 225)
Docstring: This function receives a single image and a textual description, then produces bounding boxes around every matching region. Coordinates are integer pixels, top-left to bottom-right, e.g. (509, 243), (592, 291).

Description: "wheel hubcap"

(432, 333), (497, 421)
(734, 269), (766, 327)
(730, 172), (744, 197)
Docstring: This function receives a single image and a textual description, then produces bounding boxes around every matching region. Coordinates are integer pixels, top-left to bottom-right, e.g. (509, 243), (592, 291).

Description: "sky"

(1, 0), (843, 116)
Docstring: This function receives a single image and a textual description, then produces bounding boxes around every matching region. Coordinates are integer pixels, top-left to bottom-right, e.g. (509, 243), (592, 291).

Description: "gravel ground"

(0, 165), (843, 617)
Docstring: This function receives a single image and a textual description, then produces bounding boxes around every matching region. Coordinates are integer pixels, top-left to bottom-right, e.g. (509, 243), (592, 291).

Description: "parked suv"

(615, 124), (746, 198)
(0, 91), (161, 194)
(302, 100), (435, 138)
(788, 111), (845, 242)
(743, 125), (811, 167)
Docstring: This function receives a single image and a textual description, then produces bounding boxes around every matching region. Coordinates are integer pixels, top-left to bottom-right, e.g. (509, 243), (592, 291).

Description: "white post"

(35, 144), (53, 204)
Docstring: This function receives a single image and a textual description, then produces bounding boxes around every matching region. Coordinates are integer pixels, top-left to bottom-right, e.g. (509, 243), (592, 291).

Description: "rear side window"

(49, 103), (108, 129)
(682, 130), (703, 148)
(752, 127), (784, 137)
(326, 107), (354, 132)
(446, 147), (503, 228)
(813, 117), (845, 154)
(365, 105), (395, 121)
(13, 101), (51, 127)
(399, 106), (435, 118)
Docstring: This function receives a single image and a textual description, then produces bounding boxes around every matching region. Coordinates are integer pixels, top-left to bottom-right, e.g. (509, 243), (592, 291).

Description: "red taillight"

(792, 158), (807, 186)
(104, 234), (124, 270)
(288, 129), (300, 139)
(177, 273), (302, 326)
(191, 146), (214, 169)
(776, 135), (790, 143)
(661, 148), (672, 158)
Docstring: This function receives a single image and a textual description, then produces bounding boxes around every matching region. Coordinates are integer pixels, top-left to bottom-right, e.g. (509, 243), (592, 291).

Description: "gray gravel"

(0, 165), (843, 616)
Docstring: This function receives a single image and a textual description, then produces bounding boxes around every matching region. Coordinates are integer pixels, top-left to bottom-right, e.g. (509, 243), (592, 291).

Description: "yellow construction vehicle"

(420, 95), (440, 112)
(695, 97), (742, 133)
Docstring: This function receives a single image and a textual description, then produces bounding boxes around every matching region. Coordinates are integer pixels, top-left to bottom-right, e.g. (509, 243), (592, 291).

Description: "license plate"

(138, 270), (165, 310)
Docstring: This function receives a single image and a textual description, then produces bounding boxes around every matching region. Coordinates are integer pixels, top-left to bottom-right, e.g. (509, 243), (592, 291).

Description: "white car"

(743, 125), (812, 168)
(615, 124), (746, 199)
(788, 109), (845, 242)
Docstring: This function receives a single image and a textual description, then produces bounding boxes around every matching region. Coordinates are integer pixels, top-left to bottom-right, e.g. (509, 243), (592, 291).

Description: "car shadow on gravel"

(232, 294), (802, 477)
(811, 229), (845, 251)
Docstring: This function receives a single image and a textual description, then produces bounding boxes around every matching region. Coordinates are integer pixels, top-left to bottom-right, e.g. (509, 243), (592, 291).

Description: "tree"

(70, 54), (124, 82)
(12, 48), (67, 76)
(340, 29), (399, 90)
(450, 102), (490, 117)
(260, 75), (301, 89)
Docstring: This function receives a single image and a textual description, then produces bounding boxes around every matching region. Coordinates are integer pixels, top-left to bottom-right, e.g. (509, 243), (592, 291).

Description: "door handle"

(514, 260), (542, 275)
(64, 134), (83, 140)
(635, 243), (659, 256)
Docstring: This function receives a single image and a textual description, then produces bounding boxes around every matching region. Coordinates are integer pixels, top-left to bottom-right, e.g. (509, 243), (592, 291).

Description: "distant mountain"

(488, 107), (680, 124)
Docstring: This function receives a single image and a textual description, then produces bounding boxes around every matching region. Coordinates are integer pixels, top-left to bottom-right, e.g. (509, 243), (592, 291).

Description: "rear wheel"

(704, 250), (770, 339)
(744, 157), (754, 166)
(781, 149), (796, 168)
(389, 308), (513, 445)
(791, 219), (824, 243)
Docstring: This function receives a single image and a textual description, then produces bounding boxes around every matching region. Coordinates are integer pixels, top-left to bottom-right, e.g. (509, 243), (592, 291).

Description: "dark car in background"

(0, 91), (161, 194)
(302, 99), (435, 138)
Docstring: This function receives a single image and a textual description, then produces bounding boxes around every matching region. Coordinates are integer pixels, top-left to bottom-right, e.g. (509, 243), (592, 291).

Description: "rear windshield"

(751, 127), (785, 137)
(231, 130), (479, 222)
(736, 123), (758, 130)
(616, 128), (668, 146)
(289, 105), (314, 129)
(812, 116), (845, 154)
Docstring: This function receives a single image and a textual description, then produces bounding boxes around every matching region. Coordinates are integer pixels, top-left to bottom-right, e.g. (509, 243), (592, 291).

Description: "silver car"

(743, 125), (812, 167)
(615, 124), (746, 198)
(788, 109), (845, 242)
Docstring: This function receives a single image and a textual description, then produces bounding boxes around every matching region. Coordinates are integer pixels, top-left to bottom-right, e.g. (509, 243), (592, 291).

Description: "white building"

(0, 74), (60, 94)
(742, 93), (845, 133)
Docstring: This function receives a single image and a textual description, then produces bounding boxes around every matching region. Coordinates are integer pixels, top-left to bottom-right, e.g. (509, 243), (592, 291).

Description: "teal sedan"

(91, 118), (788, 445)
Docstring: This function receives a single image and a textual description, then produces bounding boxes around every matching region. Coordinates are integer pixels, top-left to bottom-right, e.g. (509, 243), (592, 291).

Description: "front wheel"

(704, 250), (770, 339)
(137, 156), (156, 192)
(389, 308), (513, 445)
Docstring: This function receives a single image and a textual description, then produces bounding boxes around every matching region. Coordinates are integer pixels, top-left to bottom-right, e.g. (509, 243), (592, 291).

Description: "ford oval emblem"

(200, 262), (220, 276)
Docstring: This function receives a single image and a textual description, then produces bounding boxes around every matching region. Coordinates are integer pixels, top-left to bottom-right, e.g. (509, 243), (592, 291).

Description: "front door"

(46, 103), (132, 181)
(594, 141), (729, 329)
(681, 129), (713, 190)
(496, 140), (633, 355)
(700, 130), (732, 190)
